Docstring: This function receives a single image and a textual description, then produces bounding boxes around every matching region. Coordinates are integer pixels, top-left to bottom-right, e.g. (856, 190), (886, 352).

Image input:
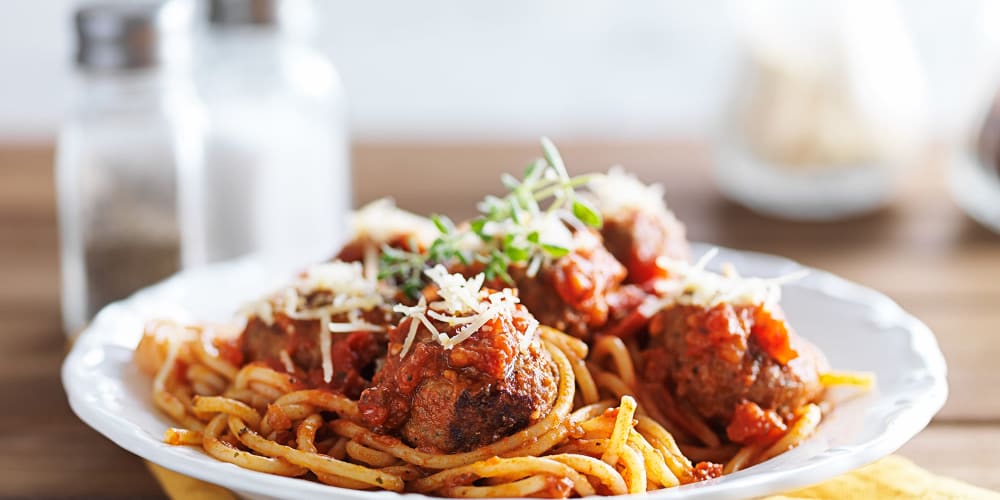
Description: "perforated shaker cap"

(75, 1), (189, 70)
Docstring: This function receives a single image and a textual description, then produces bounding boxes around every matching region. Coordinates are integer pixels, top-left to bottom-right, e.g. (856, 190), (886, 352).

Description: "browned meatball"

(241, 306), (390, 398)
(509, 228), (628, 340)
(335, 233), (428, 263)
(358, 287), (557, 453)
(239, 262), (394, 398)
(643, 302), (826, 425)
(601, 207), (690, 285)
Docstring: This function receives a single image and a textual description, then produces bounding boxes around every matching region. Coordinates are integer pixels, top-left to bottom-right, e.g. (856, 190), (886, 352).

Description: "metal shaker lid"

(208, 0), (277, 26)
(74, 1), (188, 70)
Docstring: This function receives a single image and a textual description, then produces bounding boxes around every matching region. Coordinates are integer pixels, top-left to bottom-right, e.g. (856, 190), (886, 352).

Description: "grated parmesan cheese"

(239, 260), (388, 384)
(278, 350), (296, 374)
(587, 166), (677, 219)
(648, 248), (807, 313)
(319, 310), (333, 383)
(349, 198), (438, 248)
(241, 261), (385, 326)
(424, 265), (486, 314)
(392, 265), (533, 358)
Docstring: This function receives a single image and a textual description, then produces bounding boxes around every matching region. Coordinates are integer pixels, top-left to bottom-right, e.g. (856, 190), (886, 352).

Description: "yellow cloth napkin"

(147, 462), (237, 500)
(147, 455), (998, 499)
(769, 456), (998, 499)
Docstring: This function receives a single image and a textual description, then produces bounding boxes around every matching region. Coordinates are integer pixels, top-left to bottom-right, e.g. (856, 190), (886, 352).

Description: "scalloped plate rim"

(62, 243), (948, 500)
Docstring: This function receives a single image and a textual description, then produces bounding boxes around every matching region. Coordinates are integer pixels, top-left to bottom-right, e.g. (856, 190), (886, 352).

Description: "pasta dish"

(135, 138), (871, 497)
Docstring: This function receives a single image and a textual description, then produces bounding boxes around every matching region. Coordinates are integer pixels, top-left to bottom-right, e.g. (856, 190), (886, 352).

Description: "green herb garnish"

(378, 137), (602, 299)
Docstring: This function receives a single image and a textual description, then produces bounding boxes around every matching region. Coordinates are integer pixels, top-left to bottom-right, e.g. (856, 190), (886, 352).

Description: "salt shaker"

(189, 0), (351, 265)
(56, 1), (204, 335)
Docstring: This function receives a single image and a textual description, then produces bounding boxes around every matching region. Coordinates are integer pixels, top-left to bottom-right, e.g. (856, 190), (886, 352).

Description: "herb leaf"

(572, 198), (603, 228)
(377, 138), (603, 299)
(541, 243), (570, 258)
(430, 214), (454, 234)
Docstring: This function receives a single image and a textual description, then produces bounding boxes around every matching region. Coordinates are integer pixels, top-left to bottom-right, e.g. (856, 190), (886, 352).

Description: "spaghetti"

(135, 139), (873, 497)
(141, 319), (869, 497)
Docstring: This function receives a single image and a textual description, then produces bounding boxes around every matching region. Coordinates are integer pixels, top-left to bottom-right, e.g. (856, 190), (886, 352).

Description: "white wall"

(0, 0), (997, 142)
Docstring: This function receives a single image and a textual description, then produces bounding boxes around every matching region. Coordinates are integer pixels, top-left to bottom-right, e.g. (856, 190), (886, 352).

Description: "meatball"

(587, 167), (690, 284)
(511, 228), (628, 339)
(239, 262), (393, 398)
(358, 279), (557, 453)
(241, 308), (389, 398)
(601, 207), (689, 285)
(643, 302), (827, 427)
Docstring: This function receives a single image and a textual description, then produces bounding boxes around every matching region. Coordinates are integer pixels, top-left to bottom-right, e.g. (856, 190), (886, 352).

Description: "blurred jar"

(949, 2), (1000, 234)
(715, 0), (926, 220)
(57, 1), (203, 335)
(952, 91), (1000, 233)
(190, 0), (350, 265)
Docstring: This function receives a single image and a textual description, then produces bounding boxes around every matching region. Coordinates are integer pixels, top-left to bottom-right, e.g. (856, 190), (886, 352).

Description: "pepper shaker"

(190, 0), (351, 265)
(56, 1), (204, 335)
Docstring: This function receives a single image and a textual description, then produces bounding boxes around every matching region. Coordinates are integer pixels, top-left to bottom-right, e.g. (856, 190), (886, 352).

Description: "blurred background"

(2, 0), (1000, 142)
(2, 0), (999, 497)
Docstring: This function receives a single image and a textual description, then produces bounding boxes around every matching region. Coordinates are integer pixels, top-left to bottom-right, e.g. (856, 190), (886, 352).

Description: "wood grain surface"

(1, 141), (998, 497)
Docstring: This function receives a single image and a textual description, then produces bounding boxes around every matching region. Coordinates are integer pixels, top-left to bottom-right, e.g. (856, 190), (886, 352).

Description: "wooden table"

(2, 141), (998, 497)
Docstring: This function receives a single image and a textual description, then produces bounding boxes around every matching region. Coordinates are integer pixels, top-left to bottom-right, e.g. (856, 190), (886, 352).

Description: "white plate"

(63, 244), (948, 500)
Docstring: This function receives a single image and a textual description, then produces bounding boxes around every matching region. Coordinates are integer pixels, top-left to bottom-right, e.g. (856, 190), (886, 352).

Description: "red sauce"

(538, 476), (575, 498)
(358, 310), (527, 432)
(213, 335), (244, 367)
(550, 230), (626, 329)
(240, 310), (387, 399)
(265, 403), (293, 434)
(690, 461), (724, 481)
(726, 400), (787, 445)
(598, 284), (651, 339)
(750, 307), (798, 365)
(683, 303), (798, 366)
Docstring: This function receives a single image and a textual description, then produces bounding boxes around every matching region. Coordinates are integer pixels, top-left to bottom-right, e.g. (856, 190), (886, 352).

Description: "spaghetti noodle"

(141, 319), (868, 497)
(135, 140), (873, 497)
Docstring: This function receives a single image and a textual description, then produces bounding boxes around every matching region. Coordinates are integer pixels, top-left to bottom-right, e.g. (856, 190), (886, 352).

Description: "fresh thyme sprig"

(378, 214), (468, 299)
(378, 137), (603, 299)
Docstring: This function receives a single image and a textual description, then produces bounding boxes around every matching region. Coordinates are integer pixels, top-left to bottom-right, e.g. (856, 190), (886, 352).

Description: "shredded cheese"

(395, 297), (426, 358)
(424, 265), (486, 314)
(362, 243), (379, 283)
(239, 260), (388, 384)
(319, 310), (333, 383)
(278, 350), (296, 374)
(519, 316), (540, 352)
(241, 261), (385, 327)
(649, 248), (807, 313)
(350, 198), (438, 248)
(587, 166), (677, 219)
(392, 265), (532, 358)
(327, 322), (385, 332)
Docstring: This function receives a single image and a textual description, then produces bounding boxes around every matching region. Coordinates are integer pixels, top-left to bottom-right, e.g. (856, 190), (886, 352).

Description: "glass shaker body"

(189, 26), (350, 267)
(56, 69), (204, 335)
